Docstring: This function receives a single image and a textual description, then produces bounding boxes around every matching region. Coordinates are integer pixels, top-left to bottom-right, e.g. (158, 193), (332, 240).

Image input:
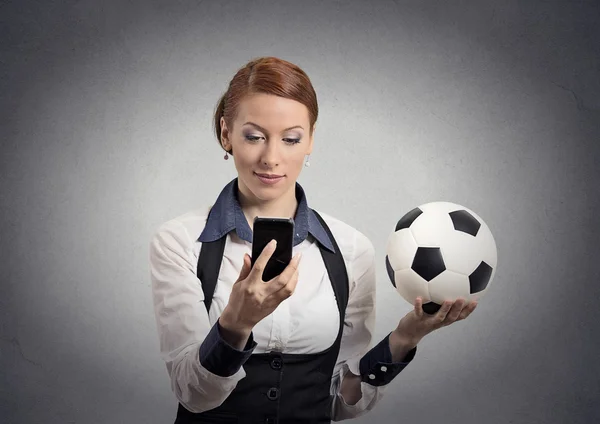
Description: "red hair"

(213, 57), (318, 155)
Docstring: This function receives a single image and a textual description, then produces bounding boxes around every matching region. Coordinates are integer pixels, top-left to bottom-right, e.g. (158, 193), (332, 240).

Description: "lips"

(255, 172), (285, 185)
(255, 173), (284, 178)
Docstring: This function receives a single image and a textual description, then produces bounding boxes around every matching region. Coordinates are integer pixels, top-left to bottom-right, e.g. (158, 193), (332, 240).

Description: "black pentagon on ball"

(395, 207), (423, 231)
(411, 247), (446, 281)
(385, 255), (396, 288)
(422, 302), (442, 315)
(469, 261), (493, 293)
(449, 209), (481, 236)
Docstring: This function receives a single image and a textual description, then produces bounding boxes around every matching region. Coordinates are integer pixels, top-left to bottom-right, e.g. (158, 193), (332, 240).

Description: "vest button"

(270, 357), (282, 369)
(267, 387), (280, 400)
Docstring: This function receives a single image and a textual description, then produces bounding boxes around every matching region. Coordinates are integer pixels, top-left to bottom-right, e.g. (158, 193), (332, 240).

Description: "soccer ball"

(385, 202), (497, 314)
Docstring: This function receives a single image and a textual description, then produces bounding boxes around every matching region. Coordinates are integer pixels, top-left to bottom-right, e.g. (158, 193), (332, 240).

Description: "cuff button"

(381, 366), (387, 372)
(368, 373), (376, 380)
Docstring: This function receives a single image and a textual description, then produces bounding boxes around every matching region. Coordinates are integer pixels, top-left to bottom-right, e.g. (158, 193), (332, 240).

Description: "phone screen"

(251, 218), (294, 281)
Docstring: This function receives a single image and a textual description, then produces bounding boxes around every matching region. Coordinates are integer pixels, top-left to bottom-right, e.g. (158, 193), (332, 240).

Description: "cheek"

(287, 155), (306, 173)
(234, 156), (251, 176)
(232, 147), (255, 167)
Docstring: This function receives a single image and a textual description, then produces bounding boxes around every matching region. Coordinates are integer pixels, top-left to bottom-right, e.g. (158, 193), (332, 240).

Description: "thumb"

(414, 297), (424, 318)
(236, 253), (252, 283)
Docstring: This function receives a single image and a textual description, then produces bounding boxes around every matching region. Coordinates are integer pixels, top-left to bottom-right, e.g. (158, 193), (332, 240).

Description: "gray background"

(2, 0), (599, 423)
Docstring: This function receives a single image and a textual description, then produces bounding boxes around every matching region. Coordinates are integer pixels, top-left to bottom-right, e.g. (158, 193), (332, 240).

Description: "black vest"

(174, 210), (349, 424)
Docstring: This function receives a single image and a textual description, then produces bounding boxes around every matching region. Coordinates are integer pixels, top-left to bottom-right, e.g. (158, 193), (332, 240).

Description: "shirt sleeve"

(358, 332), (416, 386)
(149, 220), (256, 413)
(199, 319), (257, 377)
(329, 230), (417, 421)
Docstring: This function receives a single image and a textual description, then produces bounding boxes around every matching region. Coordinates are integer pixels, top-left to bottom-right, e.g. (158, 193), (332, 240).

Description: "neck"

(237, 182), (298, 229)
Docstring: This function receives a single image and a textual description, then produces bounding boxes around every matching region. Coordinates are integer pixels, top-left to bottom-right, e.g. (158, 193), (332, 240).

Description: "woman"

(150, 56), (477, 423)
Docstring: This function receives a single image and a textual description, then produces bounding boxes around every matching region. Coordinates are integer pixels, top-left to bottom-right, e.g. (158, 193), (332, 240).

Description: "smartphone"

(251, 217), (295, 281)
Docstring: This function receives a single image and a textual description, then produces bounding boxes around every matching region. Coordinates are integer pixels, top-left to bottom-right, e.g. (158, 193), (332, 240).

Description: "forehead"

(236, 93), (309, 128)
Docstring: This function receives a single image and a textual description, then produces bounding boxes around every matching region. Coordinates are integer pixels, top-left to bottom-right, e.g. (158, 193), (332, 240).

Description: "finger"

(235, 253), (252, 283)
(458, 300), (478, 320)
(445, 298), (467, 322)
(272, 265), (299, 299)
(264, 252), (301, 295)
(267, 252), (301, 284)
(433, 300), (453, 323)
(414, 297), (424, 318)
(249, 239), (277, 281)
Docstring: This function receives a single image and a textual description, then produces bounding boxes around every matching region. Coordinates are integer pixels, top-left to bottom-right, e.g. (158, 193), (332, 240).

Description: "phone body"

(251, 216), (295, 281)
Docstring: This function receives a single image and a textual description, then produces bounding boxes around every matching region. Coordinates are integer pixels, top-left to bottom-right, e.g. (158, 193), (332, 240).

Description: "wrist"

(219, 307), (253, 337)
(393, 322), (422, 347)
(389, 328), (419, 362)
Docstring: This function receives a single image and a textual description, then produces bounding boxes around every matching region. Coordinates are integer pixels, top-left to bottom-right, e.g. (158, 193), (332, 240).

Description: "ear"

(220, 117), (232, 151)
(307, 125), (315, 154)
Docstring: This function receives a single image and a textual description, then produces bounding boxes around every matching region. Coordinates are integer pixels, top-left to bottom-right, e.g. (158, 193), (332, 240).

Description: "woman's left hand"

(395, 297), (478, 345)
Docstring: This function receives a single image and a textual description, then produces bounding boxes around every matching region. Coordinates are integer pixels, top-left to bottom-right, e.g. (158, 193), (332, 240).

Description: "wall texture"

(1, 0), (599, 423)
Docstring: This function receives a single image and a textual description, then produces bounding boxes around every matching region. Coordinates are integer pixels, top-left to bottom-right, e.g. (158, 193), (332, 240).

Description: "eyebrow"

(243, 122), (304, 132)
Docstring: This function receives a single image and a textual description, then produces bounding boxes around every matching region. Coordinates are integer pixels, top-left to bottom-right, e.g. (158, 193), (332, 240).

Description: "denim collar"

(198, 178), (335, 252)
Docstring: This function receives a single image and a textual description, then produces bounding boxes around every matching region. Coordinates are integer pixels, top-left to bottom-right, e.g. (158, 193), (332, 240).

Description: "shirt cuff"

(358, 332), (417, 386)
(198, 320), (257, 377)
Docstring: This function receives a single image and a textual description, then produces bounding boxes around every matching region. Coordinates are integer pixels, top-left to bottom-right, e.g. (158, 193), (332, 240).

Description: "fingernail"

(270, 239), (277, 248)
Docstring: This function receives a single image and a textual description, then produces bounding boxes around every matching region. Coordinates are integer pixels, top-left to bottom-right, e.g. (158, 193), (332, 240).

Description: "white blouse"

(149, 206), (395, 420)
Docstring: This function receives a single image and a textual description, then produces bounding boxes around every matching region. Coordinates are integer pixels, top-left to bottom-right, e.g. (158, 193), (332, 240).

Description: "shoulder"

(311, 208), (375, 270)
(149, 205), (212, 251)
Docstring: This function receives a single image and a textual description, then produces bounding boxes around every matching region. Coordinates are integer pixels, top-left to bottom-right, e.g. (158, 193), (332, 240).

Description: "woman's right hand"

(219, 239), (302, 341)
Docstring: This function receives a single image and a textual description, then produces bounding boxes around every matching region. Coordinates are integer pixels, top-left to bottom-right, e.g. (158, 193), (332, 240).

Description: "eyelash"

(245, 136), (301, 144)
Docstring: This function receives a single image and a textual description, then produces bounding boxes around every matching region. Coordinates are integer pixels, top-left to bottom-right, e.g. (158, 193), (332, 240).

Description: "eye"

(245, 135), (300, 144)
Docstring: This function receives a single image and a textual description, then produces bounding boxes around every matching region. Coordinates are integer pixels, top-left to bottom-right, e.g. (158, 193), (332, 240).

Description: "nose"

(260, 139), (280, 166)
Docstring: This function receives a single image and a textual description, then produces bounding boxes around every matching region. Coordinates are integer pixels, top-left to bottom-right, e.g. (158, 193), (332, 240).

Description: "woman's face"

(220, 93), (314, 203)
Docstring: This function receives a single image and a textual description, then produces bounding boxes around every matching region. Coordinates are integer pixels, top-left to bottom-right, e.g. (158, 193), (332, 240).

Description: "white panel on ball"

(409, 207), (455, 247)
(385, 228), (418, 271)
(476, 220), (498, 269)
(393, 268), (431, 305)
(438, 228), (482, 275)
(427, 270), (471, 304)
(419, 201), (461, 214)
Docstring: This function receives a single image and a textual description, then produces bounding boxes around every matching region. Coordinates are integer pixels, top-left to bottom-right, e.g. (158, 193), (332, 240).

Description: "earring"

(305, 154), (310, 167)
(224, 150), (230, 160)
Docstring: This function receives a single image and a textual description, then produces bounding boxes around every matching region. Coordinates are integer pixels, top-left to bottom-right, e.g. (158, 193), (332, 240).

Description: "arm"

(150, 220), (256, 413)
(330, 231), (417, 421)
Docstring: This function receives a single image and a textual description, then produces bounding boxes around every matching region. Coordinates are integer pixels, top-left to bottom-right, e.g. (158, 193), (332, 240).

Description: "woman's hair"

(213, 56), (318, 155)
